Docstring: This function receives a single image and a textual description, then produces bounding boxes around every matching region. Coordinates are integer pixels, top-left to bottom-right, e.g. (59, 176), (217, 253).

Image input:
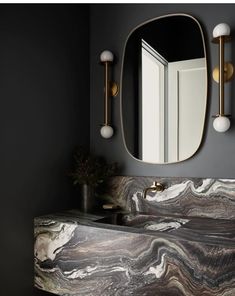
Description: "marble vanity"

(34, 177), (235, 296)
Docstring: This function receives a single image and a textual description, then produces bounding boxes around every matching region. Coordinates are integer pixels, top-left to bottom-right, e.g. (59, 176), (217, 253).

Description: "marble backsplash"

(106, 176), (235, 219)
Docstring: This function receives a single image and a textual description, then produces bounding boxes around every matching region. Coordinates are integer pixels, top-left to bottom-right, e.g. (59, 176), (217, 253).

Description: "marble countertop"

(34, 176), (235, 296)
(35, 209), (235, 248)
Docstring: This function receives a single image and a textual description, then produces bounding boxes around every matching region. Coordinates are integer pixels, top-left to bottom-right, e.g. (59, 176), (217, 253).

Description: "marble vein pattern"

(34, 211), (235, 296)
(35, 177), (235, 295)
(107, 177), (235, 219)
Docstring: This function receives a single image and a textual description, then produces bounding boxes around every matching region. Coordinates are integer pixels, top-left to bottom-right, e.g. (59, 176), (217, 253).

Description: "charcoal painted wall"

(0, 4), (90, 296)
(90, 4), (235, 178)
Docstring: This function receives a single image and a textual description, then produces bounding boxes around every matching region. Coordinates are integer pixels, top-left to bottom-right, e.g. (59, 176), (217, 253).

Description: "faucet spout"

(143, 181), (164, 199)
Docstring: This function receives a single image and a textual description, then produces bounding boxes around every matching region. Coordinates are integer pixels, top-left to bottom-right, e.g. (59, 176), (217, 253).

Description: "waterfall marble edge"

(34, 176), (235, 296)
(34, 210), (235, 296)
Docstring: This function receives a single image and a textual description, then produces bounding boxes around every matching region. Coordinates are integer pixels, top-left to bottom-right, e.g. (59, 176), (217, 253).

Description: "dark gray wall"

(90, 4), (235, 178)
(0, 5), (90, 296)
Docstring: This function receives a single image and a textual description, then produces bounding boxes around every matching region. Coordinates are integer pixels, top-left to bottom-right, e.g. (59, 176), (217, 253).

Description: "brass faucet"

(143, 181), (165, 199)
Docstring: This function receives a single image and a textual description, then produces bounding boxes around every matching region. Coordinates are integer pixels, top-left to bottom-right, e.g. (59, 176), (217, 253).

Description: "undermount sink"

(95, 212), (190, 233)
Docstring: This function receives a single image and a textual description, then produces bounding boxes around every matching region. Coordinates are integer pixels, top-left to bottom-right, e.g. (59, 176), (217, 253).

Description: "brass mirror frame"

(120, 13), (208, 164)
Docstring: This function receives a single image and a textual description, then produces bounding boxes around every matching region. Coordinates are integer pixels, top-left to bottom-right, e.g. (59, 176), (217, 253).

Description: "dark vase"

(79, 184), (95, 213)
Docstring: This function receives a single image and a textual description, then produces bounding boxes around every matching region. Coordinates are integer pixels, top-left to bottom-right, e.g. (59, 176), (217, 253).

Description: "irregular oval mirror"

(121, 14), (207, 164)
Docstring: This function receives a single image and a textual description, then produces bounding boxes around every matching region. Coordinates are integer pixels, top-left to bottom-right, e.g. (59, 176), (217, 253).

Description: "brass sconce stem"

(219, 36), (225, 115)
(212, 23), (234, 132)
(99, 50), (119, 139)
(104, 61), (109, 126)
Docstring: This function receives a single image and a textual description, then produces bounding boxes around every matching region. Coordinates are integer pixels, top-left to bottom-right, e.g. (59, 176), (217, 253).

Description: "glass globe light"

(213, 23), (230, 38)
(100, 50), (114, 62)
(100, 125), (114, 138)
(213, 116), (230, 132)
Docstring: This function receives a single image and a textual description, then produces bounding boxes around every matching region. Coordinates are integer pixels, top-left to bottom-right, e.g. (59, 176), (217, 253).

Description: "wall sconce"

(100, 50), (118, 139)
(212, 23), (234, 132)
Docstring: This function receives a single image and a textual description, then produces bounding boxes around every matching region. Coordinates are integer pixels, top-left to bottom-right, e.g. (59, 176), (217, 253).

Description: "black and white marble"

(107, 177), (235, 219)
(35, 210), (235, 296)
(34, 177), (235, 295)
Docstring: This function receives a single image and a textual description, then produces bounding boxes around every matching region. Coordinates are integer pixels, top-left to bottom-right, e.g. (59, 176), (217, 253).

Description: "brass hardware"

(219, 35), (225, 116)
(212, 114), (231, 118)
(103, 61), (110, 126)
(143, 181), (165, 199)
(100, 51), (119, 138)
(212, 33), (234, 122)
(110, 82), (119, 97)
(102, 61), (118, 125)
(212, 35), (231, 43)
(213, 62), (234, 83)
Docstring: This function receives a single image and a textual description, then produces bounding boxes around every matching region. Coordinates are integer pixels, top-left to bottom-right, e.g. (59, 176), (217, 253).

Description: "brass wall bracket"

(110, 82), (119, 97)
(213, 62), (234, 83)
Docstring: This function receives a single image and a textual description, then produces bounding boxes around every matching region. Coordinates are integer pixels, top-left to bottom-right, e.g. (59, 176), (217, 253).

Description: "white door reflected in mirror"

(121, 14), (207, 164)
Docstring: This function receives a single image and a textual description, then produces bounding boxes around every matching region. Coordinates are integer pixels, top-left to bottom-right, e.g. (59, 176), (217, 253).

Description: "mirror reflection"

(121, 14), (207, 163)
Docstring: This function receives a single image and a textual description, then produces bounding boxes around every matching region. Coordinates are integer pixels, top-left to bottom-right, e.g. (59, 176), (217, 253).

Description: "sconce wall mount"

(100, 50), (118, 139)
(212, 23), (234, 132)
(212, 62), (234, 83)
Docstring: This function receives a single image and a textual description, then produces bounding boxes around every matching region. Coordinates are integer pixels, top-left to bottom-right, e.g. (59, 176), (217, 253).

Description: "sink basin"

(95, 212), (189, 233)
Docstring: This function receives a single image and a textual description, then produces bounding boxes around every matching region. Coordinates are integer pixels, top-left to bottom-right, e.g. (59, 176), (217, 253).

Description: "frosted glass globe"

(213, 116), (230, 132)
(100, 125), (114, 138)
(100, 50), (114, 62)
(213, 23), (230, 38)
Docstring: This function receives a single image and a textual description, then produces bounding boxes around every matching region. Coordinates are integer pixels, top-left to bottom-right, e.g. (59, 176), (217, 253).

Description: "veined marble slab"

(35, 176), (235, 295)
(34, 211), (235, 296)
(107, 177), (235, 219)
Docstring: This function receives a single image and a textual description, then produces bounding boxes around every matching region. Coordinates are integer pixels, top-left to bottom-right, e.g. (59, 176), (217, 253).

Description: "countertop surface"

(35, 209), (235, 296)
(35, 209), (235, 248)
